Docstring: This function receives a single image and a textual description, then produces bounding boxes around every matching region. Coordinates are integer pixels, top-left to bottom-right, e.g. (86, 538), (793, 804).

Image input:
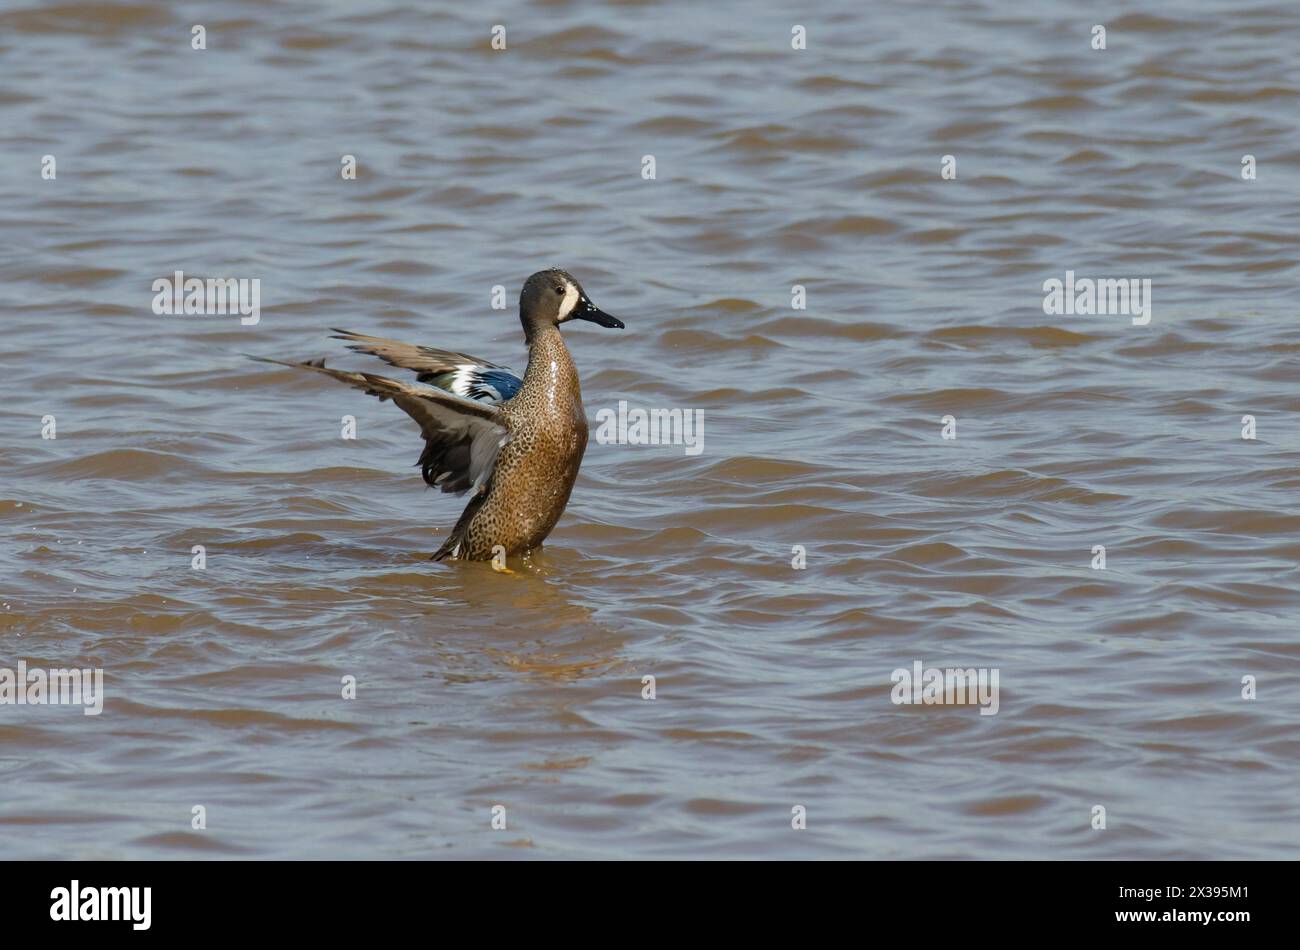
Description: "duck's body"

(440, 325), (589, 559)
(254, 268), (623, 561)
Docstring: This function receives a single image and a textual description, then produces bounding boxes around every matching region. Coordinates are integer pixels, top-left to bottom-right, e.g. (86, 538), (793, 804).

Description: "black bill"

(574, 296), (625, 329)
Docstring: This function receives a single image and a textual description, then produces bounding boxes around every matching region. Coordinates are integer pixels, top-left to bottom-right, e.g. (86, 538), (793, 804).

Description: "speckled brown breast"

(458, 328), (588, 559)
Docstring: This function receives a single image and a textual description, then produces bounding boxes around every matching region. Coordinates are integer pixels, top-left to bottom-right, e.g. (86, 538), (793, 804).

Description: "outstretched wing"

(329, 328), (522, 406)
(250, 356), (511, 495)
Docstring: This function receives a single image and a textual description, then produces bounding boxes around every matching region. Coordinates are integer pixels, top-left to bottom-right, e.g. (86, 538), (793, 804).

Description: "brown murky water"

(2, 1), (1299, 858)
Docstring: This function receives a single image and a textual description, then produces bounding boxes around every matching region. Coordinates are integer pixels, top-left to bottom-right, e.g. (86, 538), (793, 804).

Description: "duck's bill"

(575, 297), (625, 329)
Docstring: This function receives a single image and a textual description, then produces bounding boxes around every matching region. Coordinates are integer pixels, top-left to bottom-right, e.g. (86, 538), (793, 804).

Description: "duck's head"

(520, 268), (624, 340)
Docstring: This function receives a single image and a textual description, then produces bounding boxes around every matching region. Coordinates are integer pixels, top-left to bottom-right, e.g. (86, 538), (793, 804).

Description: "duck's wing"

(329, 328), (522, 406)
(250, 356), (511, 495)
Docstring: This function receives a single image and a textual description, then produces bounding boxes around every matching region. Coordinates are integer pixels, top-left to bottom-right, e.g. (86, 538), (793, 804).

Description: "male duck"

(255, 268), (624, 561)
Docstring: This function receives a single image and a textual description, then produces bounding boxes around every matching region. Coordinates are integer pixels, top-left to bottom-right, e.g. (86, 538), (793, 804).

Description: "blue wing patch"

(466, 369), (521, 404)
(429, 365), (522, 406)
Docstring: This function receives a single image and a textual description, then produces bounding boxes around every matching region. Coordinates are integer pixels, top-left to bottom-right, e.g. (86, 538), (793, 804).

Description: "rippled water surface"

(2, 0), (1299, 858)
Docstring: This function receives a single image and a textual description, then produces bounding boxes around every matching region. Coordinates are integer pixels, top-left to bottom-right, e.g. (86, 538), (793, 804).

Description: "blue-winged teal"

(254, 268), (624, 561)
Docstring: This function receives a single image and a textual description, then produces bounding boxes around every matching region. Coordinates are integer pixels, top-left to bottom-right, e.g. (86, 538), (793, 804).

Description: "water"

(2, 0), (1298, 859)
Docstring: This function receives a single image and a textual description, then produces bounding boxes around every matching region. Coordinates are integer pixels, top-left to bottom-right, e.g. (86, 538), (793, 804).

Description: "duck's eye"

(554, 286), (564, 295)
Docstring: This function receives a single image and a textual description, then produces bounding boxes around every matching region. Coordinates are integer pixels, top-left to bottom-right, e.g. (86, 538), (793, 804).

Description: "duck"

(253, 268), (624, 561)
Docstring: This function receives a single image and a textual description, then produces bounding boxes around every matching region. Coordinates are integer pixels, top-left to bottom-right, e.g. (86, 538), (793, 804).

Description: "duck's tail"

(431, 492), (487, 561)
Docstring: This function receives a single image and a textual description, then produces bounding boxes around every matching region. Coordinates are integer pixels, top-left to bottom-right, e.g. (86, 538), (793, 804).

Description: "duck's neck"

(522, 324), (581, 402)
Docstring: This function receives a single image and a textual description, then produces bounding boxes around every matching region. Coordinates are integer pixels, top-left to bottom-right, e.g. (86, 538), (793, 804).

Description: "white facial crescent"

(557, 281), (580, 320)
